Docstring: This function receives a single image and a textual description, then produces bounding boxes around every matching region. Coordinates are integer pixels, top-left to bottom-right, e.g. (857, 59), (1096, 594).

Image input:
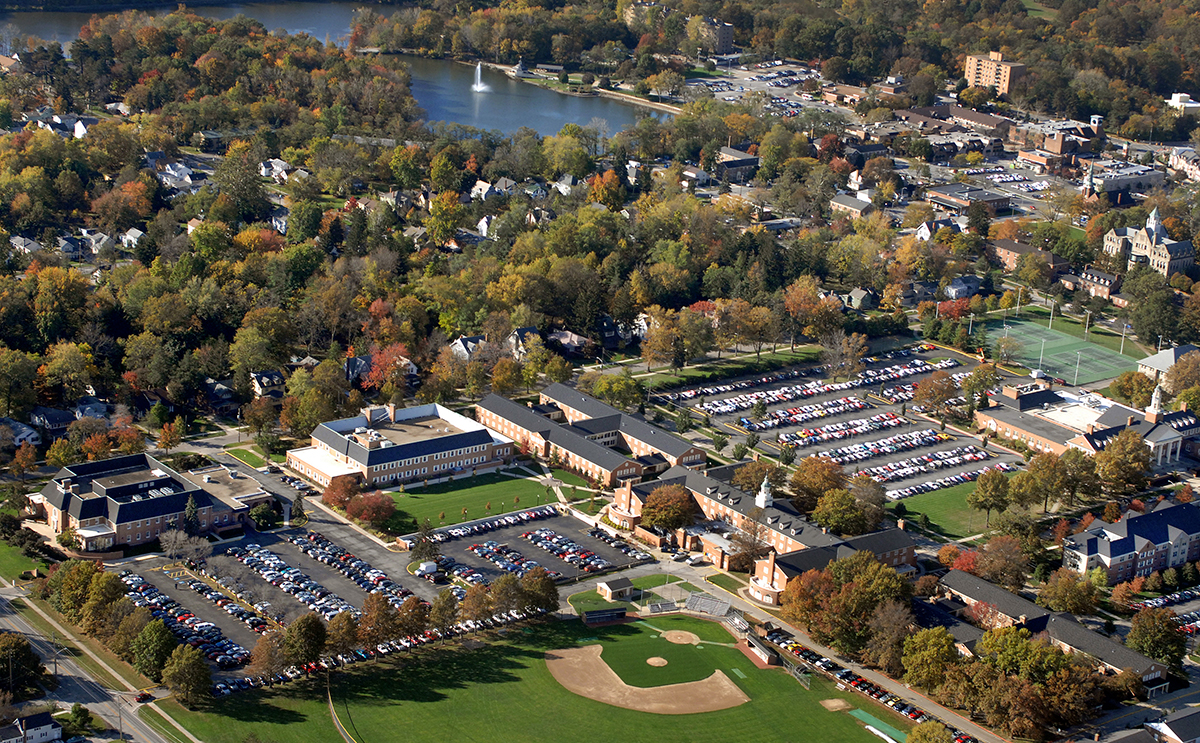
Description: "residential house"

(715, 147), (759, 183)
(680, 166), (712, 187)
(494, 177), (518, 195)
(74, 396), (107, 420)
(1059, 265), (1121, 300)
(1138, 344), (1200, 383)
(344, 356), (374, 388)
(945, 275), (982, 299)
(547, 330), (591, 355)
(30, 406), (75, 440)
(57, 236), (83, 260)
(121, 227), (145, 250)
(0, 418), (41, 447)
(523, 182), (548, 200)
(379, 191), (412, 212)
(1170, 147), (1200, 182)
(830, 194), (873, 218)
(914, 219), (962, 242)
(477, 215), (496, 238)
(990, 239), (1069, 275)
(186, 218), (204, 235)
(287, 403), (513, 488)
(9, 236), (40, 254)
(80, 229), (114, 256)
(526, 207), (556, 227)
(270, 205), (290, 235)
(250, 371), (286, 402)
(259, 158), (291, 181)
(507, 327), (541, 360)
(847, 287), (877, 310)
(288, 169), (311, 187)
(0, 711), (61, 743)
(0, 55), (22, 75)
(448, 335), (487, 362)
(1148, 707), (1200, 743)
(204, 378), (238, 417)
(554, 174), (582, 196)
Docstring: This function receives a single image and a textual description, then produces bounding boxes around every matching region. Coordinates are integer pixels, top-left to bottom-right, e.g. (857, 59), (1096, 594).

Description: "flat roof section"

(178, 466), (266, 507)
(1039, 403), (1105, 433)
(372, 415), (470, 446)
(288, 446), (361, 479)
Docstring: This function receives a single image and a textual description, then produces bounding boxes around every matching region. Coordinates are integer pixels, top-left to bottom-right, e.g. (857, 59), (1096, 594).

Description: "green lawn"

(1020, 0), (1057, 17)
(0, 540), (46, 581)
(887, 477), (1017, 539)
(631, 575), (682, 589)
(550, 469), (590, 488)
(158, 617), (900, 743)
(707, 572), (748, 595)
(383, 474), (548, 533)
(227, 448), (267, 468)
(568, 589), (635, 614)
(643, 347), (822, 390)
(9, 599), (144, 692)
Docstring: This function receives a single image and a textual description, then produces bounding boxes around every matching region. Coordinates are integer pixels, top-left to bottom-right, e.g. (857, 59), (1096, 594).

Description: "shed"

(597, 576), (634, 601)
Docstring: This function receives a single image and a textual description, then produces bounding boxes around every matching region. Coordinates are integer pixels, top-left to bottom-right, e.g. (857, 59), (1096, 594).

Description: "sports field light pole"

(1039, 338), (1046, 370)
(1048, 302), (1054, 331)
(1159, 335), (1165, 352)
(1120, 323), (1128, 355)
(1083, 310), (1092, 339)
(1074, 350), (1083, 386)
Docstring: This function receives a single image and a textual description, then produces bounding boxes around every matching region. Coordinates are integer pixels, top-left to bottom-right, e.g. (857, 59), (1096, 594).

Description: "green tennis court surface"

(985, 318), (1138, 386)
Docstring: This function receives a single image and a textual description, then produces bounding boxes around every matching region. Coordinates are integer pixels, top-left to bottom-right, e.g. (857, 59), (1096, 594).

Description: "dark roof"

(1065, 501), (1200, 560)
(990, 388), (1064, 412)
(844, 529), (917, 555)
(939, 570), (1049, 628)
(911, 599), (984, 652)
(774, 544), (859, 576)
(1158, 707), (1200, 742)
(40, 453), (219, 526)
(30, 405), (74, 427)
(601, 576), (633, 590)
(1045, 613), (1162, 676)
(540, 383), (697, 458)
(476, 395), (633, 471)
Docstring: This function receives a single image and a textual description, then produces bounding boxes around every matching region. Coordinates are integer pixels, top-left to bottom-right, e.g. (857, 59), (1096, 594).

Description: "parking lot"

(663, 346), (1025, 501)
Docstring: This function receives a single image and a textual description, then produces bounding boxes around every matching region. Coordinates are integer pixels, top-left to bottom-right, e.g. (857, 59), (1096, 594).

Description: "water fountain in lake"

(471, 62), (491, 93)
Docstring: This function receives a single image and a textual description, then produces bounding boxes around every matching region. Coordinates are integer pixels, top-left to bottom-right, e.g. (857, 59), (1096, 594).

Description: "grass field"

(159, 617), (899, 743)
(383, 474), (548, 533)
(706, 571), (748, 595)
(983, 314), (1140, 385)
(0, 542), (45, 582)
(885, 475), (1019, 539)
(644, 347), (822, 390)
(550, 469), (590, 487)
(568, 589), (634, 614)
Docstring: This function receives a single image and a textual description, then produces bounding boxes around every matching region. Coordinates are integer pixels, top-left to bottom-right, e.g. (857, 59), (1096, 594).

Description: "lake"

(0, 2), (663, 135)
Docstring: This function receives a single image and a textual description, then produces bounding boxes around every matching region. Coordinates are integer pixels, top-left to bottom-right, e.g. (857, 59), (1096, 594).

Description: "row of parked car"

(764, 628), (978, 743)
(430, 506), (559, 543)
(210, 606), (551, 697)
(819, 428), (955, 466)
(182, 577), (271, 634)
(228, 544), (356, 620)
(885, 462), (1018, 501)
(290, 530), (415, 610)
(776, 412), (904, 448)
(586, 527), (653, 562)
(119, 571), (251, 669)
(467, 540), (556, 580)
(1133, 589), (1199, 610)
(522, 528), (616, 573)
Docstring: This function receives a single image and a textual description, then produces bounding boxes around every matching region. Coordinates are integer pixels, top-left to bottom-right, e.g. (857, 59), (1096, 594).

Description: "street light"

(1074, 350), (1083, 386)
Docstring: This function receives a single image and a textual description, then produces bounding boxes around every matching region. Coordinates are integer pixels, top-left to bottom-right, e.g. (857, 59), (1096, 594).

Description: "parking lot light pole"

(1074, 351), (1083, 386)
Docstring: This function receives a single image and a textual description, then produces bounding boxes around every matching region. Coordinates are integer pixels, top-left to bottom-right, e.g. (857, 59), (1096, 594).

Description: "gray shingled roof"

(312, 413), (495, 468)
(540, 383), (697, 457)
(939, 570), (1049, 628)
(1045, 613), (1161, 676)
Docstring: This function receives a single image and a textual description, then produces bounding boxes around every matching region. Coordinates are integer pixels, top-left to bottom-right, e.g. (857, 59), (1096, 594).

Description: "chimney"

(897, 518), (906, 531)
(1086, 423), (1095, 434)
(1182, 402), (1189, 412)
(1127, 416), (1135, 428)
(767, 549), (777, 586)
(386, 402), (397, 423)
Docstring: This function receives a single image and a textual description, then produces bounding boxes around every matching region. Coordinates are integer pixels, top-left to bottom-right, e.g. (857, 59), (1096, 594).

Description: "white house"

(10, 236), (40, 254)
(259, 158), (291, 181)
(471, 180), (499, 200)
(554, 174), (582, 195)
(477, 215), (495, 237)
(0, 711), (61, 743)
(0, 418), (41, 446)
(1167, 93), (1200, 115)
(121, 227), (145, 249)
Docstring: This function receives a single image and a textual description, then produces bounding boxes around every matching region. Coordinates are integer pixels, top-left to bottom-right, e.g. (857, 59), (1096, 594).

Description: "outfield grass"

(568, 589), (635, 614)
(383, 474), (547, 533)
(159, 618), (898, 743)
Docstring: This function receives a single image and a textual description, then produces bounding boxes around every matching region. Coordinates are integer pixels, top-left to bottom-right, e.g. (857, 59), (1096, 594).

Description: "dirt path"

(545, 644), (749, 715)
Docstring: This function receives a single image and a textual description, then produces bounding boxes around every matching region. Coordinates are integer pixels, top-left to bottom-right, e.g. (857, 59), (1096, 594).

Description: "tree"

(325, 612), (359, 658)
(161, 645), (211, 708)
(246, 632), (286, 679)
(902, 627), (959, 690)
(283, 613), (327, 667)
(993, 336), (1023, 364)
(790, 456), (846, 512)
(429, 590), (459, 642)
(426, 191), (463, 246)
(157, 421), (181, 455)
(967, 469), (1010, 525)
(913, 370), (957, 419)
(63, 703), (94, 739)
(908, 722), (955, 743)
(410, 519), (439, 563)
(0, 633), (41, 696)
(1165, 351), (1200, 394)
(346, 492), (396, 524)
(0, 348), (38, 419)
(491, 358), (524, 396)
(183, 494), (200, 536)
(1095, 428), (1150, 497)
(1059, 449), (1099, 507)
(960, 363), (1001, 410)
(1111, 371), (1157, 408)
(1111, 581), (1137, 607)
(640, 484), (694, 530)
(863, 599), (914, 676)
(322, 478), (360, 510)
(519, 567), (559, 613)
(460, 584), (494, 631)
(731, 461), (788, 494)
(1037, 569), (1098, 614)
(812, 488), (870, 536)
(107, 606), (152, 662)
(390, 144), (424, 190)
(976, 535), (1029, 590)
(249, 503), (278, 530)
(214, 141), (268, 222)
(1127, 607), (1188, 672)
(131, 619), (177, 682)
(46, 438), (78, 469)
(359, 593), (400, 646)
(490, 573), (524, 615)
(11, 442), (36, 483)
(396, 595), (430, 641)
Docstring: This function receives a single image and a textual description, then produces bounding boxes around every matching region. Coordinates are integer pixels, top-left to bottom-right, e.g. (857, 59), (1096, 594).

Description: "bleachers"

(685, 593), (730, 616)
(647, 601), (676, 614)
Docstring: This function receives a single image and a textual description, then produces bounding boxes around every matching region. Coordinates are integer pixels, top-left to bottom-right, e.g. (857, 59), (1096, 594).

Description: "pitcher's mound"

(662, 630), (701, 645)
(820, 699), (853, 711)
(546, 645), (749, 714)
(646, 657), (668, 666)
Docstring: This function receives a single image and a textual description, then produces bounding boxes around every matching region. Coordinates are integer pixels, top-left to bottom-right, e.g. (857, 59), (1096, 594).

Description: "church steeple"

(1147, 383), (1164, 424)
(756, 474), (774, 509)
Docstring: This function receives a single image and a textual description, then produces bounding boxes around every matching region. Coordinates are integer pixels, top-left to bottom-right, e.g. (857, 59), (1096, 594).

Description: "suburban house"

(1062, 499), (1200, 584)
(945, 275), (982, 299)
(250, 370), (286, 401)
(121, 227), (145, 249)
(286, 403), (513, 488)
(30, 406), (75, 440)
(914, 219), (961, 242)
(1149, 707), (1200, 743)
(715, 147), (759, 183)
(1104, 209), (1195, 277)
(0, 711), (62, 743)
(36, 454), (268, 553)
(0, 418), (40, 446)
(448, 335), (487, 362)
(829, 194), (873, 218)
(507, 327), (541, 360)
(74, 396), (107, 419)
(1139, 345), (1200, 383)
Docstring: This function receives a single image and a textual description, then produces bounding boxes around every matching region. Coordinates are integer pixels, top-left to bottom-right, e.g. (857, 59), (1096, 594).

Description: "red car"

(135, 692), (153, 703)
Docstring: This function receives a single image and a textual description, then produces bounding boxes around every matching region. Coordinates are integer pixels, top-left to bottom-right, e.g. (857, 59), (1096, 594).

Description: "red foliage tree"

(322, 478), (360, 509)
(965, 601), (1004, 629)
(364, 342), (413, 392)
(1052, 518), (1071, 545)
(346, 491), (396, 525)
(951, 550), (979, 574)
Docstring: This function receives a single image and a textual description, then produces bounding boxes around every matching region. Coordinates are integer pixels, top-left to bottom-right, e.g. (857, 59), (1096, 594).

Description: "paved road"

(0, 588), (169, 743)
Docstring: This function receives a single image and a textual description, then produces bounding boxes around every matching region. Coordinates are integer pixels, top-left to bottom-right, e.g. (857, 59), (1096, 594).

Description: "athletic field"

(984, 318), (1139, 386)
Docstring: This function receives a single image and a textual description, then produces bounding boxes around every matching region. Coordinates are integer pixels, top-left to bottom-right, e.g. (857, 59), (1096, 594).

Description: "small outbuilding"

(597, 577), (634, 601)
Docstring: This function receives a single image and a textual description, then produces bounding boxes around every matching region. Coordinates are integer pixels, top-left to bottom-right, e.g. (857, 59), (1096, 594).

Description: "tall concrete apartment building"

(964, 51), (1025, 95)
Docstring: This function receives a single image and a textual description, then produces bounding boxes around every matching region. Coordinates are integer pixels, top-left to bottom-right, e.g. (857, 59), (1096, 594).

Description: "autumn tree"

(1164, 351), (1200, 395)
(346, 491), (396, 525)
(283, 612), (327, 667)
(976, 535), (1029, 590)
(1126, 607), (1188, 672)
(161, 645), (212, 708)
(1095, 428), (1150, 497)
(790, 456), (846, 512)
(325, 613), (359, 658)
(967, 469), (1010, 525)
(359, 593), (400, 647)
(812, 488), (870, 536)
(863, 599), (914, 676)
(1037, 569), (1098, 614)
(913, 370), (958, 419)
(640, 484), (694, 530)
(322, 478), (360, 510)
(902, 627), (959, 690)
(247, 632), (286, 679)
(730, 460), (788, 495)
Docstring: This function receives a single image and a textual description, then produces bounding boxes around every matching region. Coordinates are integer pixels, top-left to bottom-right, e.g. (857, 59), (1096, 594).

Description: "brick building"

(964, 51), (1026, 95)
(1062, 500), (1200, 584)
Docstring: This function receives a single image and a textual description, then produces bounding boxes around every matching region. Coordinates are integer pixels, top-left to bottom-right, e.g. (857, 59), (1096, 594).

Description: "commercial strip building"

(974, 383), (1200, 464)
(933, 570), (1168, 694)
(35, 454), (271, 553)
(1062, 500), (1200, 584)
(286, 403), (513, 488)
(611, 465), (915, 604)
(474, 384), (705, 487)
(925, 183), (1011, 215)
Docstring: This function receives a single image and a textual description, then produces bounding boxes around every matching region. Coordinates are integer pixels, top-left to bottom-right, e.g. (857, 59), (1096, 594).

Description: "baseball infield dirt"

(545, 645), (750, 714)
(820, 699), (852, 712)
(662, 630), (701, 645)
(646, 657), (668, 666)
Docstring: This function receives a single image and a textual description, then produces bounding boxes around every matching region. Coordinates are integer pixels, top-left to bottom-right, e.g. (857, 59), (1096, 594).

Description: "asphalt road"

(0, 588), (169, 743)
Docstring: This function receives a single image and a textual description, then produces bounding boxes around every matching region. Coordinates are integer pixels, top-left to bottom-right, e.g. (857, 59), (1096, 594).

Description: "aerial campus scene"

(4, 1), (1200, 743)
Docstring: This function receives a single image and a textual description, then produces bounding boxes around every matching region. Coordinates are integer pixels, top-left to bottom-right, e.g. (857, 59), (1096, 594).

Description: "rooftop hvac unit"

(202, 475), (211, 483)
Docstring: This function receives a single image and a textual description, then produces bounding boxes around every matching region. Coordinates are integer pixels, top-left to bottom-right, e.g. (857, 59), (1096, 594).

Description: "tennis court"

(985, 318), (1139, 386)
